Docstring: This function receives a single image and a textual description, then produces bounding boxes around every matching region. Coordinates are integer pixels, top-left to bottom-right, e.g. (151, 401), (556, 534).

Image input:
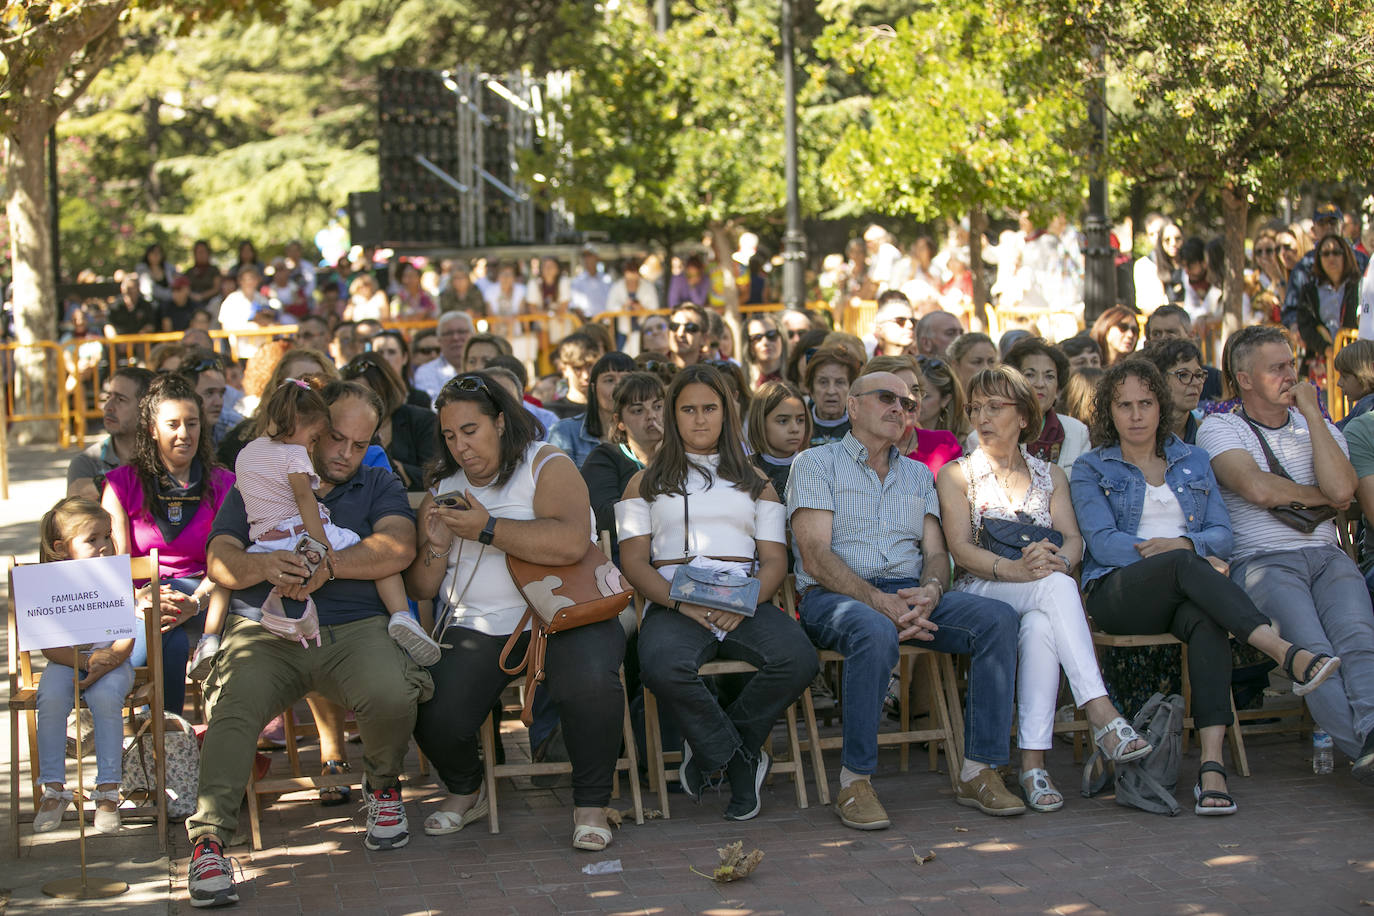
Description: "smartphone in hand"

(434, 491), (470, 510)
(293, 534), (331, 576)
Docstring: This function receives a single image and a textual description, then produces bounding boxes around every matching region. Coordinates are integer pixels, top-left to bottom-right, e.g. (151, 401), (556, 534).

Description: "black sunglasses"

(443, 374), (499, 409)
(415, 345), (441, 355)
(917, 355), (949, 374)
(668, 321), (701, 334)
(885, 315), (915, 327)
(855, 388), (918, 413)
(748, 329), (780, 344)
(180, 357), (223, 376)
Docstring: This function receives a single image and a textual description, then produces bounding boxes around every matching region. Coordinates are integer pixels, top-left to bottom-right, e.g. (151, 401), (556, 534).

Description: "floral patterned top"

(954, 445), (1055, 590)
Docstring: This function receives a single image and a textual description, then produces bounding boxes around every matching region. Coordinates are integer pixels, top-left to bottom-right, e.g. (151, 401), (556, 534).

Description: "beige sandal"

(423, 785), (487, 836)
(34, 785), (73, 834)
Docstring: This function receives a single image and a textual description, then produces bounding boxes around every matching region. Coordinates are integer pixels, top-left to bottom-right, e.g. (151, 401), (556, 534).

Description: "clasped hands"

(871, 583), (942, 642)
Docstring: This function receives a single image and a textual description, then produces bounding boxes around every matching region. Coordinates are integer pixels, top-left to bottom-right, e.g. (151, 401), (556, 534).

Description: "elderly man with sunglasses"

(787, 371), (1022, 831)
(186, 379), (433, 908)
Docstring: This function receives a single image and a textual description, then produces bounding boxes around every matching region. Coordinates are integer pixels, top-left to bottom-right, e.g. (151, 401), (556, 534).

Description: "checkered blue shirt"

(785, 432), (939, 592)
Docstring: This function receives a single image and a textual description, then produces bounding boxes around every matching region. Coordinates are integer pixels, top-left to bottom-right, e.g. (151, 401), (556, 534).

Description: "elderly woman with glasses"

(1141, 338), (1208, 444)
(965, 338), (1089, 471)
(407, 372), (627, 851)
(937, 367), (1151, 813)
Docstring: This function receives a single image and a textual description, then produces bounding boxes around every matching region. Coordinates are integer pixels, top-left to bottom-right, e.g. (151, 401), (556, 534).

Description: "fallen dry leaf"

(644, 809), (664, 820)
(691, 840), (765, 883)
(459, 873), (471, 879)
(953, 827), (969, 833)
(603, 807), (624, 828)
(911, 847), (936, 865)
(1218, 843), (1239, 849)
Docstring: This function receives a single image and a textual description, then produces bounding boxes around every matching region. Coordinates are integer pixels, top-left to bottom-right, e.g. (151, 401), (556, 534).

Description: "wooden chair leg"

(479, 713), (501, 834)
(784, 702), (808, 809)
(924, 654), (962, 792)
(620, 682), (645, 825)
(417, 749), (431, 779)
(283, 707), (302, 778)
(938, 655), (966, 764)
(1227, 690), (1251, 777)
(246, 767), (264, 851)
(1180, 646), (1192, 755)
(642, 688), (670, 819)
(800, 687), (830, 806)
(897, 653), (914, 773)
(10, 706), (21, 856)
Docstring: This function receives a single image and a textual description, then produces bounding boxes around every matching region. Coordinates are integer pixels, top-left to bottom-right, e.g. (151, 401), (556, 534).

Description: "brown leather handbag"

(499, 542), (632, 724)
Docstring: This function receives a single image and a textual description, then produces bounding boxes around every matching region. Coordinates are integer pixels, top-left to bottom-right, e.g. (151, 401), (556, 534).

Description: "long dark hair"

(130, 373), (223, 519)
(585, 351), (637, 440)
(640, 364), (766, 501)
(426, 371), (541, 489)
(1090, 358), (1175, 456)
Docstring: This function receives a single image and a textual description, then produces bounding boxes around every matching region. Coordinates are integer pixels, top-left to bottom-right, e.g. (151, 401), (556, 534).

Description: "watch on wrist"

(478, 516), (498, 546)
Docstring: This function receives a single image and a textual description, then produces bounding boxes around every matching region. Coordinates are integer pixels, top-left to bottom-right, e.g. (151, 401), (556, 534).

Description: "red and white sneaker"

(363, 786), (409, 850)
(187, 836), (239, 908)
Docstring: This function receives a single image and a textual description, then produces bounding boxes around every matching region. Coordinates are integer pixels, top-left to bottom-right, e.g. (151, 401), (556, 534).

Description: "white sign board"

(12, 555), (138, 652)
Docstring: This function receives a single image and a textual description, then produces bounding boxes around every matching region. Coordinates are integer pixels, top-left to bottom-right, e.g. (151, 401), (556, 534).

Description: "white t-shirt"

(1195, 409), (1347, 560)
(1136, 483), (1187, 540)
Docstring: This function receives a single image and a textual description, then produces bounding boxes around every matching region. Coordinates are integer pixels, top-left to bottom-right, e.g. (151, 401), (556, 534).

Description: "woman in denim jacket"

(1070, 359), (1340, 816)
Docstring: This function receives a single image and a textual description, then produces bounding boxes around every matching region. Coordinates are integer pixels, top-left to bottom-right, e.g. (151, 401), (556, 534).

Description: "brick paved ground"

(159, 715), (1374, 916)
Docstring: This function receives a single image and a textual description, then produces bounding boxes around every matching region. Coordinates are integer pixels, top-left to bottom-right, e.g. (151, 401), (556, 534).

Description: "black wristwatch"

(478, 516), (498, 546)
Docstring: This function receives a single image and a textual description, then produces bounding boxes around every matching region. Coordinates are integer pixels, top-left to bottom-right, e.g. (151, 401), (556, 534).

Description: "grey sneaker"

(363, 786), (409, 850)
(388, 614), (441, 667)
(187, 837), (239, 908)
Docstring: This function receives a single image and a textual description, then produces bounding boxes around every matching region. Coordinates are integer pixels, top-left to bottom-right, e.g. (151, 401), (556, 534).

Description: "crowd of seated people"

(28, 214), (1374, 909)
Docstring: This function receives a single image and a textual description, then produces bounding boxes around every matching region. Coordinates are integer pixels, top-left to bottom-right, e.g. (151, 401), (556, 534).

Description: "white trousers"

(960, 572), (1107, 750)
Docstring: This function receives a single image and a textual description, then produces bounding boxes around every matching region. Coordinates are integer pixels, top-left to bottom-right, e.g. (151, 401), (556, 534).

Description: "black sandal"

(1193, 761), (1236, 816)
(319, 760), (352, 807)
(1282, 645), (1341, 697)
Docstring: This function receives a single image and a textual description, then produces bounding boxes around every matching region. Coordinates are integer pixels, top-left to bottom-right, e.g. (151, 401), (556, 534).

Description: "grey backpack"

(1081, 692), (1184, 816)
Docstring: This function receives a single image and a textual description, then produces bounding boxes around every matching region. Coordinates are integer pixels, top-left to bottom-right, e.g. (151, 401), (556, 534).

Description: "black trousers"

(637, 602), (818, 772)
(412, 618), (626, 807)
(1087, 549), (1269, 729)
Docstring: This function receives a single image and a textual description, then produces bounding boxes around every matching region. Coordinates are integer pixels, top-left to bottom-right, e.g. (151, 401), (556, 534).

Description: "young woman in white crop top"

(618, 364), (818, 822)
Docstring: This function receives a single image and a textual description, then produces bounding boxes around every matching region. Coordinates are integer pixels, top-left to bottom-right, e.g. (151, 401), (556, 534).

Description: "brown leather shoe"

(834, 779), (891, 830)
(955, 767), (1027, 816)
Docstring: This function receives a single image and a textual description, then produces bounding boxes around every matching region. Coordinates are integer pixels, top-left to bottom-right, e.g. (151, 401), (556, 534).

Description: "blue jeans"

(638, 602), (819, 772)
(1234, 546), (1374, 758)
(36, 660), (135, 786)
(129, 577), (200, 717)
(799, 578), (1018, 772)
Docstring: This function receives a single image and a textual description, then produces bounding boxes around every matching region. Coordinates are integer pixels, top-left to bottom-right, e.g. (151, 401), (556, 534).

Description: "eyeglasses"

(415, 345), (441, 356)
(1278, 243), (1298, 253)
(884, 315), (915, 327)
(855, 388), (918, 412)
(917, 355), (949, 376)
(181, 358), (222, 376)
(669, 321), (701, 334)
(1170, 368), (1208, 386)
(748, 329), (780, 344)
(342, 357), (385, 379)
(1254, 246), (1276, 257)
(443, 374), (499, 407)
(964, 399), (1015, 419)
(1320, 248), (1346, 258)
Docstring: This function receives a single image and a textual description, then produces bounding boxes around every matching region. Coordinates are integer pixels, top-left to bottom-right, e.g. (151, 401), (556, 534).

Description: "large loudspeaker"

(377, 67), (461, 245)
(348, 191), (384, 248)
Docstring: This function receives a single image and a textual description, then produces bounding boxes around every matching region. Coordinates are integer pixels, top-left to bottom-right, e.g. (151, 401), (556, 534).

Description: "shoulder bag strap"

(430, 540), (484, 645)
(682, 490), (691, 560)
(497, 608), (546, 727)
(1239, 411), (1292, 480)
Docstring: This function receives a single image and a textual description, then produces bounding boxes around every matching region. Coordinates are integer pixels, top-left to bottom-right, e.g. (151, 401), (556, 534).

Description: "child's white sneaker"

(188, 633), (220, 682)
(388, 614), (441, 667)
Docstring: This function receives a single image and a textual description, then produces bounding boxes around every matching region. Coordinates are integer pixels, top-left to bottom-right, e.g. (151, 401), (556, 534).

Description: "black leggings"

(412, 619), (626, 807)
(1087, 549), (1269, 729)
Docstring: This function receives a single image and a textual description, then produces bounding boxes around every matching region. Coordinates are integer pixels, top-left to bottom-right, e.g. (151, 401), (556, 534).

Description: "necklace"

(986, 451), (1021, 491)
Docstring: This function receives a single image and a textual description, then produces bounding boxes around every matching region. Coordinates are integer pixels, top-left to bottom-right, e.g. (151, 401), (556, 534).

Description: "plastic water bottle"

(1312, 728), (1334, 774)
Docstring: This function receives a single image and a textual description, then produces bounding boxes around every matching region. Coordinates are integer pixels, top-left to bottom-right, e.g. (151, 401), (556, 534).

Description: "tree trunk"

(144, 94), (163, 213)
(1220, 185), (1249, 343)
(709, 221), (741, 353)
(5, 121), (60, 444)
(969, 206), (989, 332)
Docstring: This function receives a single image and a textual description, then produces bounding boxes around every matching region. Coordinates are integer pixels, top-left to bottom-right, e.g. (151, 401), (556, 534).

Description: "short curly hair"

(1089, 358), (1175, 456)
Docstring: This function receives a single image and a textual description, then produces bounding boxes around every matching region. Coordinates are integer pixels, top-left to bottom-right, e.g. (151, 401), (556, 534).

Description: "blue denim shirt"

(548, 414), (599, 469)
(1069, 434), (1233, 588)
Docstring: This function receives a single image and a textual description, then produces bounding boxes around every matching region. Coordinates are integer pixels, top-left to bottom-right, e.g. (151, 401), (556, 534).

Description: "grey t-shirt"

(66, 437), (120, 490)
